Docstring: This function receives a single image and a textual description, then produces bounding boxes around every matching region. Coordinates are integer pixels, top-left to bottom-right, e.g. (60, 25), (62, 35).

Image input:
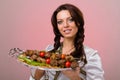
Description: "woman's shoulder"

(83, 46), (104, 80)
(45, 44), (54, 51)
(84, 45), (98, 53)
(83, 45), (99, 59)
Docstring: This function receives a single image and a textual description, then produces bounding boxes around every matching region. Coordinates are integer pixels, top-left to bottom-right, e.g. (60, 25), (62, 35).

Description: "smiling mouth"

(64, 29), (72, 34)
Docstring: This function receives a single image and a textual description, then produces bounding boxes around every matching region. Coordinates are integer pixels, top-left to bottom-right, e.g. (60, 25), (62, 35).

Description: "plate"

(17, 58), (71, 71)
(9, 48), (73, 71)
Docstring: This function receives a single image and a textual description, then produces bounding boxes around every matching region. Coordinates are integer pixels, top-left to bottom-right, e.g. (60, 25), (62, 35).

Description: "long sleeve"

(29, 68), (36, 80)
(84, 46), (105, 80)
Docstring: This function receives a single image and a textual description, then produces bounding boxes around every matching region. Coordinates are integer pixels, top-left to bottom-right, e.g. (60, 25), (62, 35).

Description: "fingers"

(34, 69), (45, 80)
(75, 67), (80, 74)
(62, 67), (80, 74)
(75, 67), (80, 70)
(62, 68), (81, 80)
(62, 70), (71, 74)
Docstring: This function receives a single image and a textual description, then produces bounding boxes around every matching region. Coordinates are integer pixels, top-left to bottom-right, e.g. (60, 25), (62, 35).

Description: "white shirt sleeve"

(45, 44), (54, 51)
(29, 68), (36, 80)
(84, 46), (105, 80)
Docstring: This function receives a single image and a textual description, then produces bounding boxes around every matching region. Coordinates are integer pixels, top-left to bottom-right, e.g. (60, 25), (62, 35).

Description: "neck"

(63, 39), (74, 47)
(61, 38), (75, 54)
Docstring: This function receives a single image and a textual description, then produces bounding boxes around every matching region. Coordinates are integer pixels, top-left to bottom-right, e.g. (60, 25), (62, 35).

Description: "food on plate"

(18, 50), (79, 69)
(65, 61), (71, 68)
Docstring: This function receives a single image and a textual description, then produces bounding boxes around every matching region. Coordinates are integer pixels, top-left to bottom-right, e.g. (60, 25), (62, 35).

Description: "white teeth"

(64, 30), (71, 33)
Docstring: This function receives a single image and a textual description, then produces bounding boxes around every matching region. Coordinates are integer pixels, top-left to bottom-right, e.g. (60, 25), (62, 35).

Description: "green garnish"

(18, 55), (49, 67)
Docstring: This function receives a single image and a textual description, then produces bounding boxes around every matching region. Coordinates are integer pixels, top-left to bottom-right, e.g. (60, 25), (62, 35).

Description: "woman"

(30, 3), (104, 80)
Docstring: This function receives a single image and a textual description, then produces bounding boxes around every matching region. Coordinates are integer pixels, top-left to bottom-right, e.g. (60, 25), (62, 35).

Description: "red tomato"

(61, 54), (65, 59)
(65, 61), (71, 68)
(39, 52), (45, 57)
(46, 58), (50, 64)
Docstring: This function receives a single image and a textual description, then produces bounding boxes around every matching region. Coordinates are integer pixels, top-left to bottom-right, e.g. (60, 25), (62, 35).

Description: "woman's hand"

(62, 67), (81, 80)
(34, 69), (45, 80)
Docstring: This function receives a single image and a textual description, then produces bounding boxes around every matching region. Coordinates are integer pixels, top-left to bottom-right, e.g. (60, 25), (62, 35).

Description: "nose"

(63, 21), (69, 28)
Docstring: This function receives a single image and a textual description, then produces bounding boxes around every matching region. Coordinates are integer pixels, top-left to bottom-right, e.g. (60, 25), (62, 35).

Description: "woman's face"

(56, 10), (78, 39)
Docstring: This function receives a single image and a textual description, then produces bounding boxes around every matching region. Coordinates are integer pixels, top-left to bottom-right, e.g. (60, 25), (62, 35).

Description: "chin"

(63, 36), (74, 38)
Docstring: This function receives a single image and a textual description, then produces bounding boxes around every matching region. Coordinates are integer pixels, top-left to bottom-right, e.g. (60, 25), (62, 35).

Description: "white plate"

(9, 48), (75, 71)
(18, 59), (71, 71)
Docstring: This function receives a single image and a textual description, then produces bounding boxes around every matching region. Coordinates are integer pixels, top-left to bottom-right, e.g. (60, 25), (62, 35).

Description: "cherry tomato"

(65, 61), (71, 68)
(46, 58), (50, 64)
(61, 54), (65, 59)
(39, 52), (45, 57)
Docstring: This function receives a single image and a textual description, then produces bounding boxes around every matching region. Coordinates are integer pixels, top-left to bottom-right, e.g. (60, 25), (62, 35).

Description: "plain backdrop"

(0, 0), (120, 80)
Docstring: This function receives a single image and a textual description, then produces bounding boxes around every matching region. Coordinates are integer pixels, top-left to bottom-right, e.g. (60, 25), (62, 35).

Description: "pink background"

(0, 0), (120, 80)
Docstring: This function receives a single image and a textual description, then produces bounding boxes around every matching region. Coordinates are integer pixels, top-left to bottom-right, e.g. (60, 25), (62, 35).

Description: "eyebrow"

(57, 16), (72, 20)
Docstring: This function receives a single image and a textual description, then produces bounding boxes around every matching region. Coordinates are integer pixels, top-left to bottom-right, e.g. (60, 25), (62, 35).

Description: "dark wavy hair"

(51, 3), (87, 66)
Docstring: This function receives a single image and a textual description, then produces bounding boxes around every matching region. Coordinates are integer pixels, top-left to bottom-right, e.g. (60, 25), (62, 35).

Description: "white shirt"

(29, 45), (105, 80)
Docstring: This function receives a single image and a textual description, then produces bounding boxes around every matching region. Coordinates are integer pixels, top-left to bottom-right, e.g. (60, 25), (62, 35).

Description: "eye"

(68, 17), (74, 22)
(57, 20), (63, 25)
